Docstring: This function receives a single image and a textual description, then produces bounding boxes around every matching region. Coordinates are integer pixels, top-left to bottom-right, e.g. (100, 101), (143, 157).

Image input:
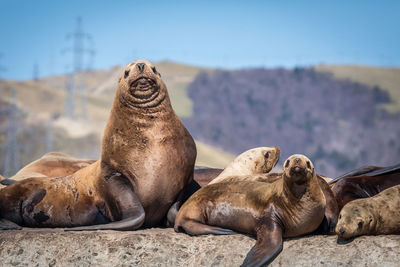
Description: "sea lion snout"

(137, 62), (145, 73)
(339, 227), (346, 235)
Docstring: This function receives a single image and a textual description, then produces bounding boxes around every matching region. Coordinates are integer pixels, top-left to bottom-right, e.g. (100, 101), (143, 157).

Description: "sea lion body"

(5, 152), (95, 182)
(332, 165), (400, 210)
(175, 154), (326, 266)
(0, 60), (196, 230)
(208, 146), (280, 185)
(166, 147), (280, 226)
(336, 184), (400, 240)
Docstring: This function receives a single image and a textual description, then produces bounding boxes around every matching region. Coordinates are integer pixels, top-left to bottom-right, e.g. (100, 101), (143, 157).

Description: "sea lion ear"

(285, 160), (290, 168)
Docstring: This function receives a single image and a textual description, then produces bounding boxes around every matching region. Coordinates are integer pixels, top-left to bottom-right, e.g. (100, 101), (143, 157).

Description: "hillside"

(183, 67), (400, 176)
(0, 62), (232, 177)
(315, 65), (400, 112)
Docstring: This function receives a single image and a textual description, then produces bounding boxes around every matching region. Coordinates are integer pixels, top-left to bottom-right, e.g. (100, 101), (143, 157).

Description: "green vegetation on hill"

(315, 65), (400, 112)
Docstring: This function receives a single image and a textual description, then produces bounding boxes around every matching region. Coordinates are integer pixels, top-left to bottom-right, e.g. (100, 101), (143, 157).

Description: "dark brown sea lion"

(0, 59), (196, 230)
(175, 154), (327, 267)
(336, 184), (400, 240)
(331, 164), (400, 210)
(194, 167), (223, 187)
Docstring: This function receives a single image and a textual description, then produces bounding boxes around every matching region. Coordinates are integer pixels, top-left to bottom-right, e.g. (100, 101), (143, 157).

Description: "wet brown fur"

(332, 172), (400, 210)
(0, 60), (196, 229)
(175, 155), (326, 266)
(336, 184), (400, 240)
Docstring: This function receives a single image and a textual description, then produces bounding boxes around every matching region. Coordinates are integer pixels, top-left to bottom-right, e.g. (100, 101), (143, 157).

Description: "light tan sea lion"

(0, 60), (196, 230)
(336, 184), (400, 240)
(207, 146), (280, 185)
(7, 152), (96, 182)
(175, 154), (327, 266)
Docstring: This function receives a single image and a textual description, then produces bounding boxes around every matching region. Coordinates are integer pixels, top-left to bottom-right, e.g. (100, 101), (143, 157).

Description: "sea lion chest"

(278, 188), (326, 238)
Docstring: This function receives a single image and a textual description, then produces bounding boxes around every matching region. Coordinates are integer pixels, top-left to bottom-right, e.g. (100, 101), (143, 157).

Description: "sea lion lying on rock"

(336, 184), (400, 240)
(175, 154), (328, 266)
(0, 60), (196, 231)
(3, 152), (95, 184)
(166, 147), (280, 226)
(330, 163), (400, 210)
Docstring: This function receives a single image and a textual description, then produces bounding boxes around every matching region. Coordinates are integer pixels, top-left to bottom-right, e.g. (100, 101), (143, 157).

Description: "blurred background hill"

(0, 1), (399, 177)
(1, 62), (399, 176)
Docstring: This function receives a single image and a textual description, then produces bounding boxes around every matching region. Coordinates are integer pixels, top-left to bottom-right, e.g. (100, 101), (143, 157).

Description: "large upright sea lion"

(336, 184), (400, 240)
(330, 164), (400, 210)
(0, 60), (196, 230)
(175, 154), (327, 266)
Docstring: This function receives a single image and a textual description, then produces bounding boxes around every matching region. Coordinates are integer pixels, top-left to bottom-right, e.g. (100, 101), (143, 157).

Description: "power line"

(62, 17), (95, 119)
(3, 88), (21, 177)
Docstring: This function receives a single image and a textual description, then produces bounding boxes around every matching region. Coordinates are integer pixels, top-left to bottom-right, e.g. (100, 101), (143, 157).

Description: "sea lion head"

(283, 154), (315, 184)
(335, 202), (375, 240)
(117, 59), (168, 109)
(254, 146), (280, 173)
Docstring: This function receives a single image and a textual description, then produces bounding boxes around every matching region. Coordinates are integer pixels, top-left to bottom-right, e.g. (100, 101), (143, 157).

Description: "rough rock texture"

(0, 228), (399, 266)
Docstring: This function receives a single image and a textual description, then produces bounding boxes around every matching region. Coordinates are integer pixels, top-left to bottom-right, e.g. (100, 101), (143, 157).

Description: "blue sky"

(0, 0), (399, 80)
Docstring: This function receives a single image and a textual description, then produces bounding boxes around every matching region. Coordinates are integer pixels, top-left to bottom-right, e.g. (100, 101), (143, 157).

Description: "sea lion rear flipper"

(175, 219), (237, 236)
(65, 173), (145, 231)
(0, 179), (17, 186)
(0, 218), (22, 230)
(166, 178), (201, 227)
(329, 165), (382, 185)
(241, 223), (283, 267)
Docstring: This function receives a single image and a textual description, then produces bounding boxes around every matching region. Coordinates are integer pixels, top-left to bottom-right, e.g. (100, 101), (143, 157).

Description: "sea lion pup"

(331, 164), (400, 210)
(207, 146), (280, 185)
(5, 152), (96, 184)
(336, 184), (400, 240)
(0, 60), (196, 230)
(175, 154), (326, 267)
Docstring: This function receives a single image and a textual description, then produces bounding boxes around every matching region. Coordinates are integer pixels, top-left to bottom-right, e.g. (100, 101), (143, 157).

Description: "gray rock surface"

(0, 228), (399, 266)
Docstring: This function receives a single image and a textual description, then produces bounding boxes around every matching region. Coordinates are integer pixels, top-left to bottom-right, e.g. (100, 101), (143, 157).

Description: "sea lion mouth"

(130, 77), (157, 91)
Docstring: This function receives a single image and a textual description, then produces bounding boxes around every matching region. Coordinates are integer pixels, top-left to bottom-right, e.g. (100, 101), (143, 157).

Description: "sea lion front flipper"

(241, 223), (283, 267)
(0, 218), (22, 230)
(316, 176), (339, 234)
(65, 173), (145, 231)
(366, 163), (400, 177)
(329, 165), (382, 184)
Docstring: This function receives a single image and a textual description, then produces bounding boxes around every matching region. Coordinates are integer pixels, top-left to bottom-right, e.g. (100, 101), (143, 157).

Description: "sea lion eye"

(306, 161), (311, 169)
(152, 66), (157, 74)
(357, 221), (363, 228)
(265, 152), (269, 159)
(124, 70), (130, 79)
(285, 160), (290, 168)
(339, 215), (342, 219)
